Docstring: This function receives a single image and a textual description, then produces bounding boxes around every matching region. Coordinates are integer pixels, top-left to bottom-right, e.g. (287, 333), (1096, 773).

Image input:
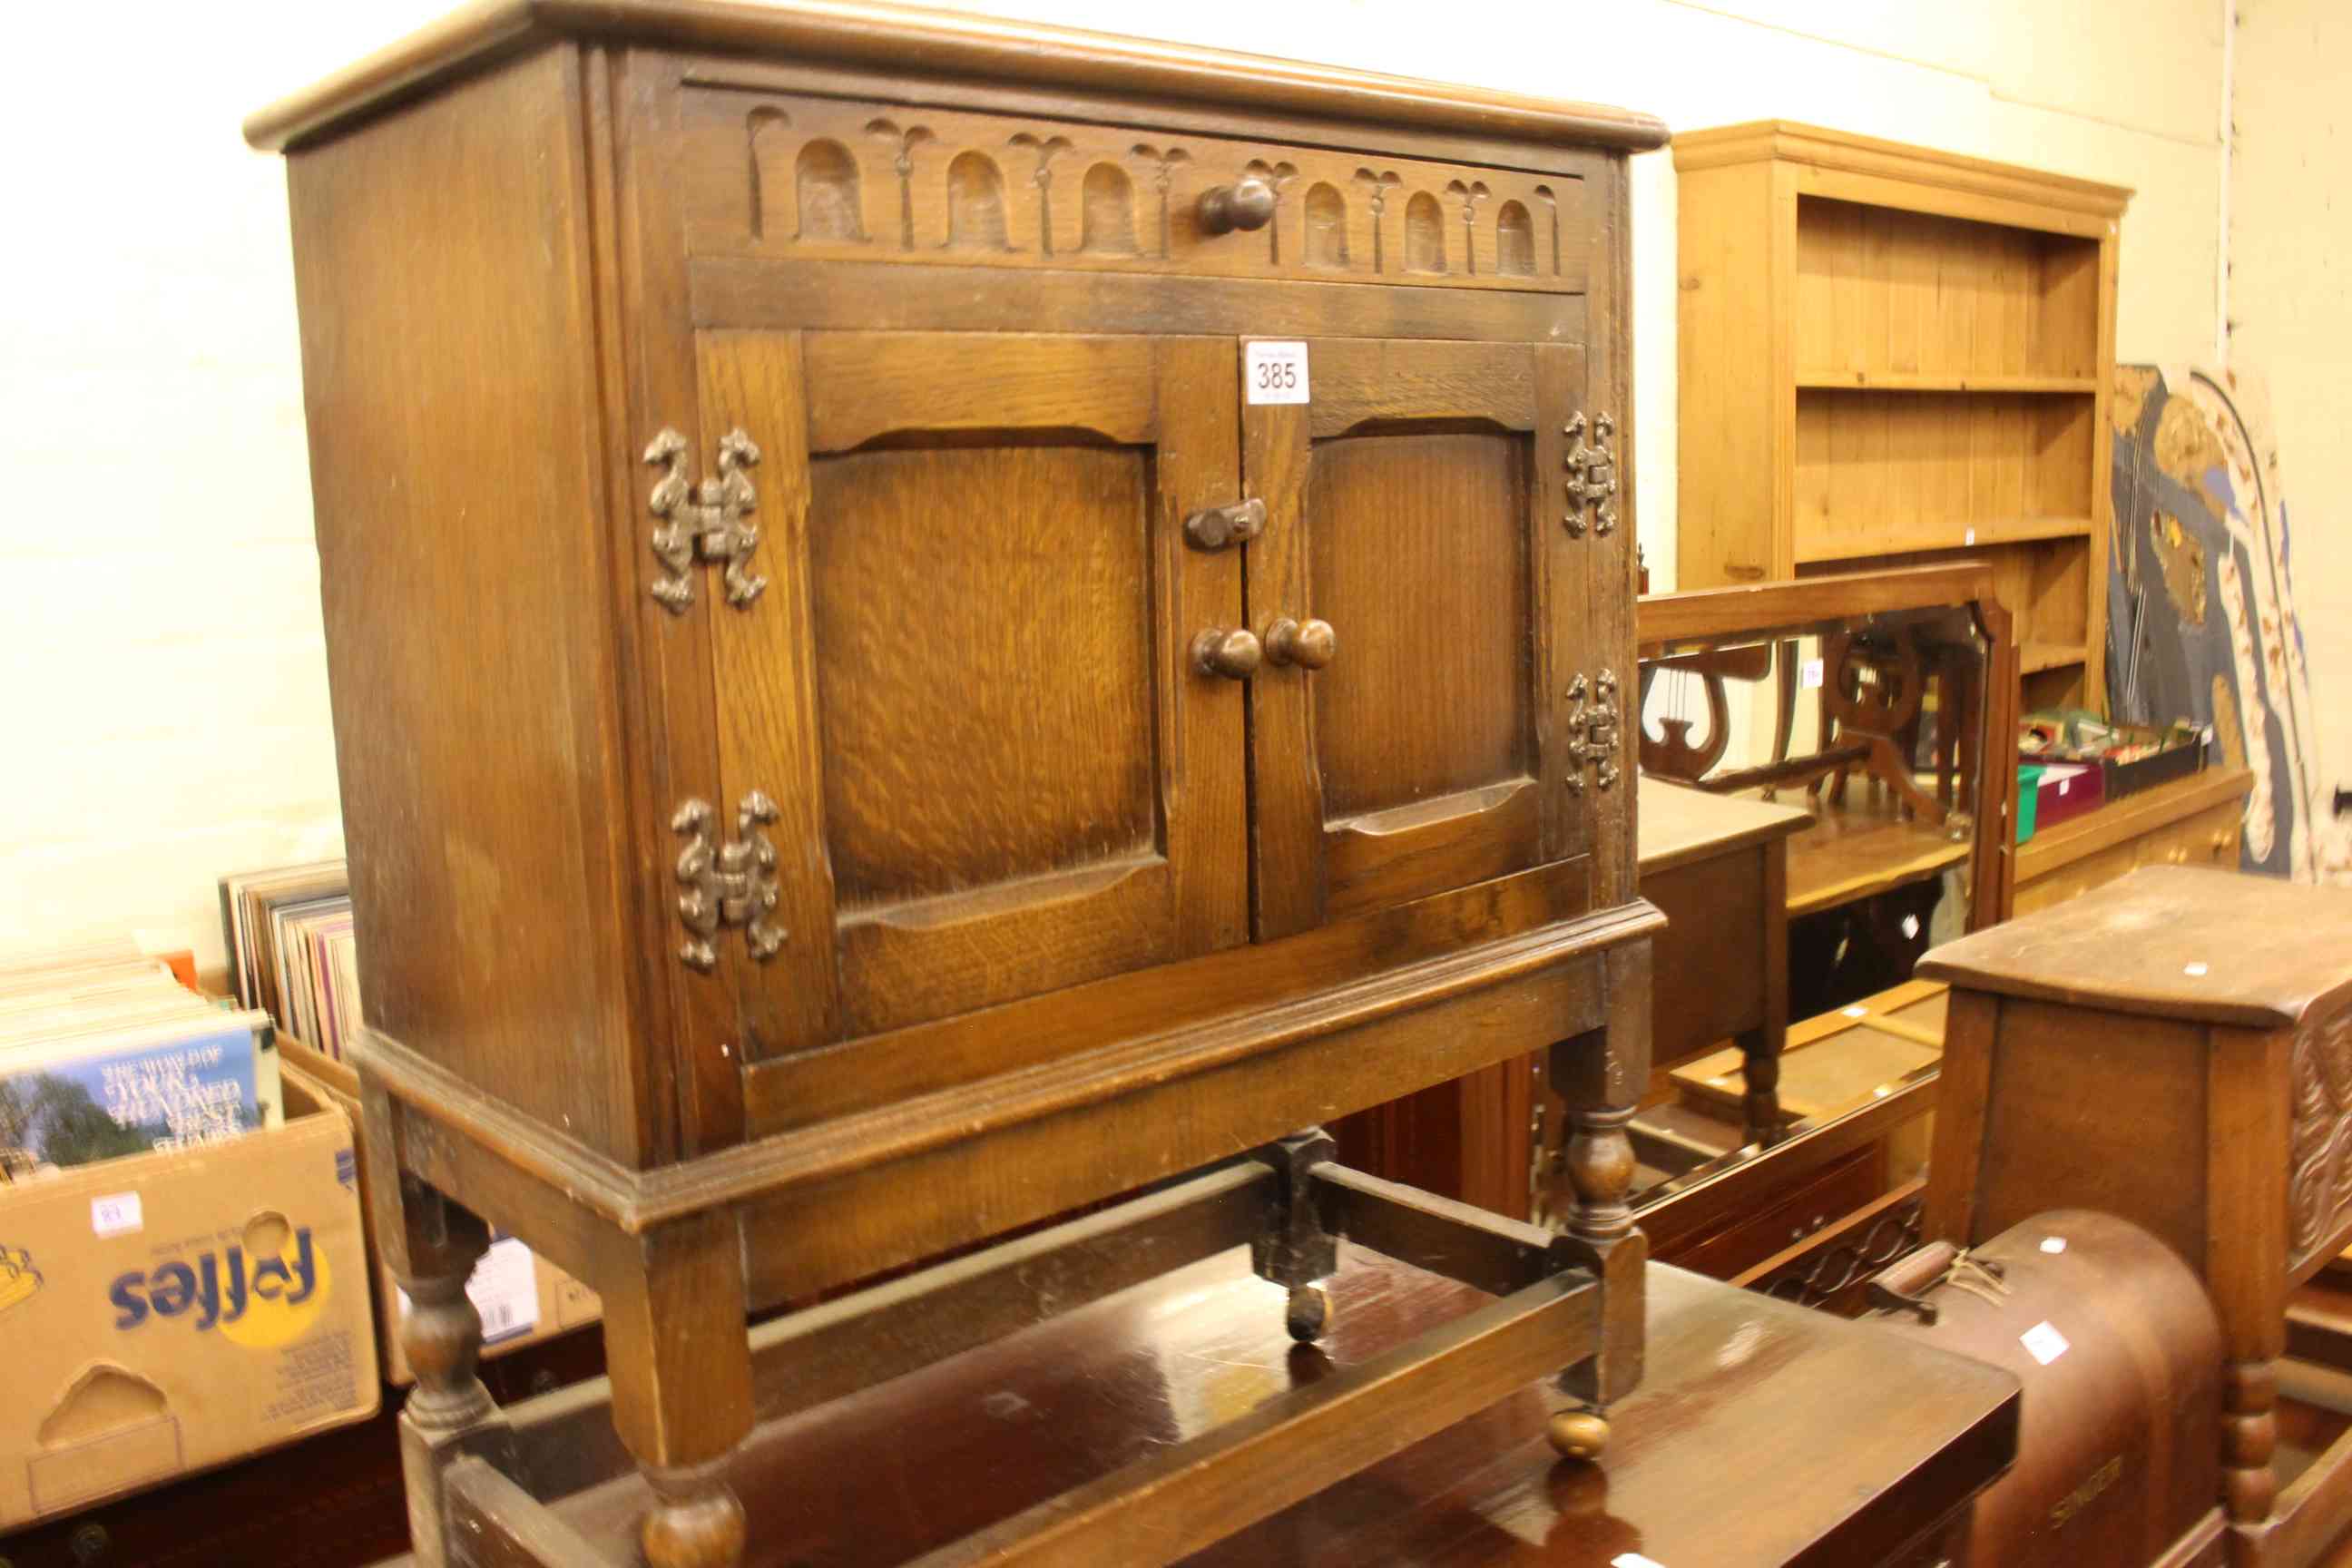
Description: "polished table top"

(531, 1249), (2017, 1567)
(1637, 774), (1814, 876)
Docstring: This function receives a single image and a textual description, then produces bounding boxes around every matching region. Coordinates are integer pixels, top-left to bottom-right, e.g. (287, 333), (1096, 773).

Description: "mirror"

(1533, 566), (2018, 1243)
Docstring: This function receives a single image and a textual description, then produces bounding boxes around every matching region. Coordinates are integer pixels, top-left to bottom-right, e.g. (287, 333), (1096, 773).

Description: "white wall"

(2230, 0), (2352, 808)
(0, 0), (2227, 971)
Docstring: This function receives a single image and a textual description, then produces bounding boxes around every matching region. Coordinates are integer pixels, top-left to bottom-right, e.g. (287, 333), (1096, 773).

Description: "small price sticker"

(1801, 657), (1825, 690)
(2021, 1319), (2072, 1366)
(92, 1192), (143, 1239)
(1246, 340), (1309, 405)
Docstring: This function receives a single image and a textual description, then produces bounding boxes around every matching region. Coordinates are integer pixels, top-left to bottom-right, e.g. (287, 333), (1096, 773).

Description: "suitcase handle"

(1864, 1240), (1961, 1324)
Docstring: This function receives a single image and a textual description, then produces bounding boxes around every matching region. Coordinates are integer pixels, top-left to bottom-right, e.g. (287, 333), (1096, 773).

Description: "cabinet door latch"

(1565, 671), (1621, 793)
(1562, 412), (1618, 539)
(647, 427), (765, 613)
(671, 792), (787, 972)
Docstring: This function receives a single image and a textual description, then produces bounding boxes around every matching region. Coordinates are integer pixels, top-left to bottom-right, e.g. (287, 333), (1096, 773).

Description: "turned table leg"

(597, 1210), (756, 1568)
(2223, 1358), (2279, 1525)
(360, 1078), (515, 1568)
(1548, 938), (1652, 1456)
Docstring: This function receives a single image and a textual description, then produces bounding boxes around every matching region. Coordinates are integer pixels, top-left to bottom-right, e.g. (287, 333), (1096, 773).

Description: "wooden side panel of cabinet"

(1675, 160), (1782, 590)
(1245, 338), (1595, 940)
(697, 330), (1250, 1060)
(286, 48), (662, 1166)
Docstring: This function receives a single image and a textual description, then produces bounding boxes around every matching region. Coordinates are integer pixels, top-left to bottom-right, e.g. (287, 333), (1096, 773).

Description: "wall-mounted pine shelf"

(1675, 121), (2131, 713)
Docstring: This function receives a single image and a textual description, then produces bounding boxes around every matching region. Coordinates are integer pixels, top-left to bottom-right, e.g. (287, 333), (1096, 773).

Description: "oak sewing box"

(247, 4), (1666, 1563)
(1923, 866), (2352, 1568)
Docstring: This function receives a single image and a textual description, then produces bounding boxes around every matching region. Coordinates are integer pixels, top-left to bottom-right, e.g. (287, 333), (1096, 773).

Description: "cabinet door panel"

(1247, 338), (1595, 938)
(699, 331), (1248, 1057)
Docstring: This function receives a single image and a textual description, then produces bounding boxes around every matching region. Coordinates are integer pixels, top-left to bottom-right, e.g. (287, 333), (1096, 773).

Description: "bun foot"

(642, 1461), (746, 1568)
(1548, 1409), (1610, 1461)
(1286, 1281), (1331, 1343)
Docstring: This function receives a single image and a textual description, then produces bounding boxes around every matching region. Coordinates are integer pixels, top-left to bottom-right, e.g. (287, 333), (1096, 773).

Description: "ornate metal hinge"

(1565, 670), (1621, 794)
(646, 427), (765, 613)
(1562, 412), (1618, 539)
(671, 792), (786, 973)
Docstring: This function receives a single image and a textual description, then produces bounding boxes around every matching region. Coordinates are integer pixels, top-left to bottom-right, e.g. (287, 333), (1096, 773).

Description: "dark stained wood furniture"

(1637, 776), (1811, 1145)
(384, 1254), (2017, 1568)
(1923, 866), (2352, 1568)
(1342, 564), (2011, 1228)
(249, 5), (1664, 1564)
(1338, 775), (1808, 1218)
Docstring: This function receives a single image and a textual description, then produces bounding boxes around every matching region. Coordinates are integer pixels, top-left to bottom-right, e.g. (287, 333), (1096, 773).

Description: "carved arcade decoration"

(683, 91), (1586, 291)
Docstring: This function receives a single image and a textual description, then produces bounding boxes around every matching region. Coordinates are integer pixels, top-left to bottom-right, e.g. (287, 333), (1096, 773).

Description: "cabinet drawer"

(675, 83), (1590, 293)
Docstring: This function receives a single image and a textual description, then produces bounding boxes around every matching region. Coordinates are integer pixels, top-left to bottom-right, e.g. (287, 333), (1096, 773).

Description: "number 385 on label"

(1246, 341), (1310, 405)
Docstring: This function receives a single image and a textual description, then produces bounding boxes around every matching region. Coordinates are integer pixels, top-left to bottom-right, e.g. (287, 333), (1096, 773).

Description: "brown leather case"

(1866, 1209), (2225, 1568)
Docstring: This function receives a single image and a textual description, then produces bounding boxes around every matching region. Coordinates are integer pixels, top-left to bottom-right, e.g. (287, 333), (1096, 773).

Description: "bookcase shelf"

(1794, 371), (2100, 395)
(1676, 121), (2129, 714)
(2022, 641), (2090, 675)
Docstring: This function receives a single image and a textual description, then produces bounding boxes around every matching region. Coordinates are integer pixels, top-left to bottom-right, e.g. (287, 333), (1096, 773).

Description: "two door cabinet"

(250, 6), (1665, 1563)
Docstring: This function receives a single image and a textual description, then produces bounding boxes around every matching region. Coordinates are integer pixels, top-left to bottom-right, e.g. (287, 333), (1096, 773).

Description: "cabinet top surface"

(1918, 864), (2352, 1029)
(244, 0), (1671, 153)
(1671, 118), (2132, 212)
(1638, 774), (1812, 876)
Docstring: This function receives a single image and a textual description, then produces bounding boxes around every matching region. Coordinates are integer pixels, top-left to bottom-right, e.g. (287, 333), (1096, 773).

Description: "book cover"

(0, 1017), (279, 1175)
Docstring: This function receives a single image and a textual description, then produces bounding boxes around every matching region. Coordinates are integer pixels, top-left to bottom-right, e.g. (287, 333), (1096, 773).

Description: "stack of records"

(219, 861), (360, 1058)
(0, 939), (280, 1181)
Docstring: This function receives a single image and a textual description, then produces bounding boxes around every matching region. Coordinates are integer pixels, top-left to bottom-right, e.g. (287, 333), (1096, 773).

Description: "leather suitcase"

(1865, 1209), (2225, 1567)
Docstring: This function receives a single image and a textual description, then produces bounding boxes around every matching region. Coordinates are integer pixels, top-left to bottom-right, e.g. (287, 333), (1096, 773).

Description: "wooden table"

(1779, 785), (1970, 920)
(466, 1250), (2016, 1568)
(1923, 866), (2352, 1567)
(1638, 777), (1814, 1140)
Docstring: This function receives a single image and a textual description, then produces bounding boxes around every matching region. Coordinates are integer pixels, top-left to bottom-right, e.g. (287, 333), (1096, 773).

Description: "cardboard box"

(0, 1077), (378, 1528)
(279, 1048), (601, 1384)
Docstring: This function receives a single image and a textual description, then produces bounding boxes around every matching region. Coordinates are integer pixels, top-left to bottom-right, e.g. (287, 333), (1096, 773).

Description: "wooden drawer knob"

(1197, 174), (1277, 236)
(1264, 617), (1337, 671)
(1191, 627), (1262, 679)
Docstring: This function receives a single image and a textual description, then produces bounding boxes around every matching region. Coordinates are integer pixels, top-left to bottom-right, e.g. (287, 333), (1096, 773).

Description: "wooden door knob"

(1197, 175), (1277, 235)
(1264, 617), (1337, 670)
(1191, 627), (1262, 679)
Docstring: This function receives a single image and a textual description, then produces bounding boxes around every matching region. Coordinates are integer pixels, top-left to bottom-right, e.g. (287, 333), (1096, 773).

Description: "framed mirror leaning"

(1531, 564), (2021, 1305)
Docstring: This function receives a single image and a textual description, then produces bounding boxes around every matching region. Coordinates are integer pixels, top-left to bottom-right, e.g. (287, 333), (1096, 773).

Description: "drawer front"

(2137, 800), (2243, 870)
(676, 84), (1590, 294)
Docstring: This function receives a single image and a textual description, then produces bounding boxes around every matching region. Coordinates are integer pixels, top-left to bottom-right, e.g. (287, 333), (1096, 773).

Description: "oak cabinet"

(250, 7), (1663, 1563)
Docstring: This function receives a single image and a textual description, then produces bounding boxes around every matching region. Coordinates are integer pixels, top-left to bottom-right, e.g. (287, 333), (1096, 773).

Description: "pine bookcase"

(1673, 122), (2129, 712)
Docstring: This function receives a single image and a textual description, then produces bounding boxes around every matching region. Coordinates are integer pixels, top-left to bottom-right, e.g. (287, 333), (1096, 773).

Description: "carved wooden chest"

(249, 5), (1665, 1564)
(1922, 866), (2352, 1568)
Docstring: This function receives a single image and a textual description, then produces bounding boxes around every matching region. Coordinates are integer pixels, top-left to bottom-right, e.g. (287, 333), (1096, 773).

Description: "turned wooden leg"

(359, 1075), (514, 1568)
(1550, 938), (1652, 1438)
(596, 1211), (755, 1568)
(1750, 838), (1790, 1150)
(1736, 1025), (1782, 1149)
(2223, 1358), (2278, 1525)
(1250, 1129), (1340, 1343)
